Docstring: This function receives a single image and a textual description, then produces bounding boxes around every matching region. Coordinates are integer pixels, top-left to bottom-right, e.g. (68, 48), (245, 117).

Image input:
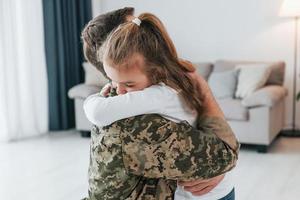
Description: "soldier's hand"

(178, 174), (225, 196)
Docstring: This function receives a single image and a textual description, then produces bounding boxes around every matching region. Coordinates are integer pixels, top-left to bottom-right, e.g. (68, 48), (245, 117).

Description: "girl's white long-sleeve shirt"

(83, 82), (233, 200)
(83, 83), (197, 127)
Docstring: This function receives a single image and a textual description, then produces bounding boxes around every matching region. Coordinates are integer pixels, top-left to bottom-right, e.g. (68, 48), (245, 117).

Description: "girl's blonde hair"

(100, 13), (205, 114)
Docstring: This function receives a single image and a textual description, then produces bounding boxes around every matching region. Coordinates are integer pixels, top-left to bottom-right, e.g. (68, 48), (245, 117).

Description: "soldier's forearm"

(121, 115), (239, 180)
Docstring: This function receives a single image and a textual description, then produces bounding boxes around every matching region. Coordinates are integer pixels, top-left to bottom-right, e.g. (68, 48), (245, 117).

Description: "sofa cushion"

(83, 62), (109, 86)
(242, 85), (288, 108)
(193, 62), (213, 80)
(213, 60), (285, 86)
(68, 83), (101, 99)
(235, 64), (272, 99)
(208, 69), (239, 99)
(216, 98), (249, 121)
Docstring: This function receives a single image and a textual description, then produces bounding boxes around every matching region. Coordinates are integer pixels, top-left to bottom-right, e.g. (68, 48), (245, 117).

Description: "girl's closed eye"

(125, 83), (135, 88)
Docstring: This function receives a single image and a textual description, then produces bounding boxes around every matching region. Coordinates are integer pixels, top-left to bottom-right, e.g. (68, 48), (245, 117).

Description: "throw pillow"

(208, 69), (239, 99)
(83, 62), (109, 86)
(235, 64), (272, 99)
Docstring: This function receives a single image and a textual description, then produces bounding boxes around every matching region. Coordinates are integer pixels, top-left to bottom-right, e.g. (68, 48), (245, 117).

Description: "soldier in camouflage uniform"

(81, 8), (240, 200)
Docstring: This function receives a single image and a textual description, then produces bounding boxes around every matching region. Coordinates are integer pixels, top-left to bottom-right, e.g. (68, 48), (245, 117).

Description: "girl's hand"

(178, 174), (225, 196)
(100, 83), (112, 97)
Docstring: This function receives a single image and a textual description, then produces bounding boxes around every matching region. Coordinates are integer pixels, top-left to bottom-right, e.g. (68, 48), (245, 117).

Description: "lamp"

(280, 0), (300, 136)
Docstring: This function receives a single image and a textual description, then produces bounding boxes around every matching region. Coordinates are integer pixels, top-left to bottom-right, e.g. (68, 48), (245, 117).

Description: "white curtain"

(0, 0), (48, 142)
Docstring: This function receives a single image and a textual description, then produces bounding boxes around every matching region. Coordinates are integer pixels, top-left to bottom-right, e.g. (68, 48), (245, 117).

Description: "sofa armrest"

(241, 85), (288, 108)
(68, 83), (102, 99)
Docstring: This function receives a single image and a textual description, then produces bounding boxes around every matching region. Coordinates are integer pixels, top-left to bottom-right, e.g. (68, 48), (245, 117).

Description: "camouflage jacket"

(83, 113), (239, 200)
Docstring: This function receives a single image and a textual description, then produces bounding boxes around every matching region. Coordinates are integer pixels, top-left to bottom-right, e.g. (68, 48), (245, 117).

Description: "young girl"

(84, 13), (236, 200)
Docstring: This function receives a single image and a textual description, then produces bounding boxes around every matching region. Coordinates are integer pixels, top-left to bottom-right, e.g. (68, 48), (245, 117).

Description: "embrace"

(81, 7), (240, 200)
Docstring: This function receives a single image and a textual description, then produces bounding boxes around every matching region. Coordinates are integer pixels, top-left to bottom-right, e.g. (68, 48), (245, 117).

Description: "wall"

(93, 0), (300, 129)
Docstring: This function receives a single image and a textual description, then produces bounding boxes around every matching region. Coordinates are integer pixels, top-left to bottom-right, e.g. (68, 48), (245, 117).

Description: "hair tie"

(132, 17), (141, 26)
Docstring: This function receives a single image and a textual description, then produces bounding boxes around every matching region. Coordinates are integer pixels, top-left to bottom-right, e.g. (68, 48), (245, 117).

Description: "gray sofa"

(68, 60), (287, 152)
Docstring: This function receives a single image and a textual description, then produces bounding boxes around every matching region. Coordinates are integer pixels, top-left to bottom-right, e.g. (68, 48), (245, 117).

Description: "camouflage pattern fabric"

(82, 91), (239, 200)
(121, 115), (239, 180)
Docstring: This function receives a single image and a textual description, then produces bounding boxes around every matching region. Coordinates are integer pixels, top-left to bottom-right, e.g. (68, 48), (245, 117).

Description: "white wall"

(94, 0), (300, 129)
(91, 0), (102, 17)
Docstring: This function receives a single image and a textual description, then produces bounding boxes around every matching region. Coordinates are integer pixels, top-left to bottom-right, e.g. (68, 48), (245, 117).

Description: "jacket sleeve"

(118, 114), (240, 181)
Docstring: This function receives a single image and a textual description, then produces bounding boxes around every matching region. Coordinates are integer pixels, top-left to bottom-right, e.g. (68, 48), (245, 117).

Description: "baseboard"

(280, 129), (300, 137)
(80, 131), (91, 138)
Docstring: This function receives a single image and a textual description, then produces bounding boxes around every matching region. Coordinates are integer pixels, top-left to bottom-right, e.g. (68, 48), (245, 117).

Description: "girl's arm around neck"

(83, 85), (173, 126)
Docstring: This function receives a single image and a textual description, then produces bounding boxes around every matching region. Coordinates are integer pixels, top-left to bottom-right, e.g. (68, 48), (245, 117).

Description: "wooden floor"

(1, 131), (300, 200)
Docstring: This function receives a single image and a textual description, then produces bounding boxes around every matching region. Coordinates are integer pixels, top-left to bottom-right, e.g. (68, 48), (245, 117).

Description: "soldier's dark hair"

(81, 7), (134, 77)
